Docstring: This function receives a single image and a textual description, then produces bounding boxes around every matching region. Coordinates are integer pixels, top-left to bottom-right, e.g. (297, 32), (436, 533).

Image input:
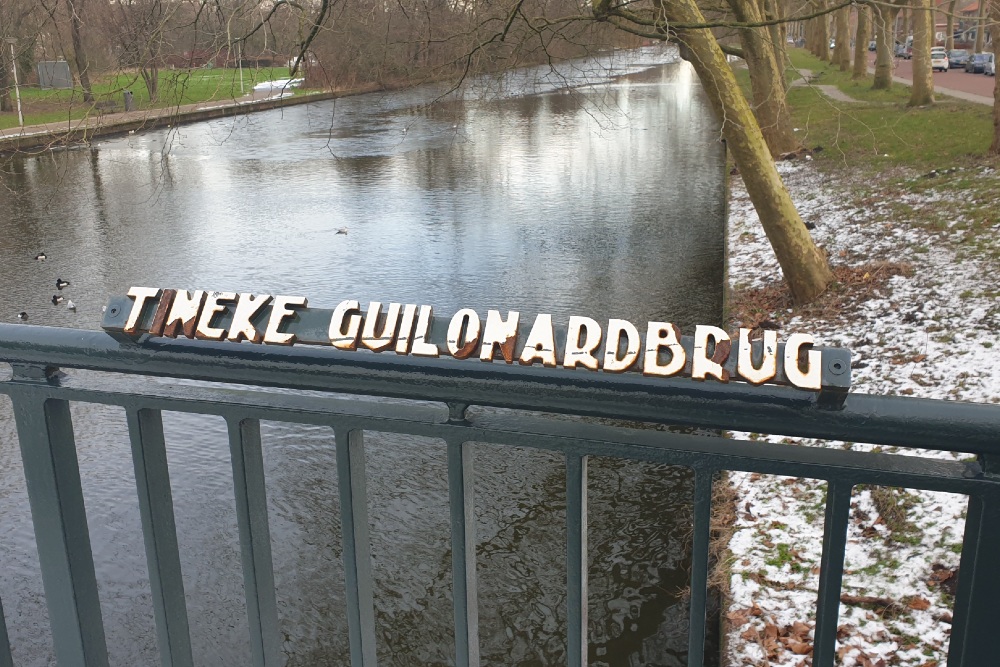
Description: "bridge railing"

(1, 321), (999, 667)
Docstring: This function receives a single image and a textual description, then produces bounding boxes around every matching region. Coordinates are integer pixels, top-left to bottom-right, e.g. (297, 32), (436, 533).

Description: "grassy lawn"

(0, 66), (293, 131)
(779, 50), (995, 172)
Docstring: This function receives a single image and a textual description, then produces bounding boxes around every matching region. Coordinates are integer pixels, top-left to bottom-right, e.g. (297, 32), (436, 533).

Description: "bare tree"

(872, 3), (898, 89)
(909, 0), (933, 105)
(110, 0), (169, 103)
(716, 0), (801, 156)
(66, 0), (94, 103)
(834, 3), (850, 69)
(1, 3), (36, 112)
(853, 4), (871, 79)
(944, 0), (956, 52)
(990, 0), (1000, 154)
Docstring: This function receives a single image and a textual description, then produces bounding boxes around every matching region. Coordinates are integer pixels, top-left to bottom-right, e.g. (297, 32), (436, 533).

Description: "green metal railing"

(1, 321), (999, 667)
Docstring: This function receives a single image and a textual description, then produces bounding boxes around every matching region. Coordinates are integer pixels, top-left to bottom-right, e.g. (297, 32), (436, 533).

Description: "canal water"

(0, 47), (726, 666)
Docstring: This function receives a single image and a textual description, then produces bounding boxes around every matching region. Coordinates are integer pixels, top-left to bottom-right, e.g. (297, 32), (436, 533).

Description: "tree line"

(1, 0), (999, 304)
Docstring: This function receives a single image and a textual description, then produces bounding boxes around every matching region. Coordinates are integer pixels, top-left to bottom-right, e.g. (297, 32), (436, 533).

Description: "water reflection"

(0, 47), (725, 666)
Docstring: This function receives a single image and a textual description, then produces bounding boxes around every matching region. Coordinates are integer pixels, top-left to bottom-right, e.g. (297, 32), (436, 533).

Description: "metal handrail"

(1, 322), (999, 667)
(0, 323), (997, 452)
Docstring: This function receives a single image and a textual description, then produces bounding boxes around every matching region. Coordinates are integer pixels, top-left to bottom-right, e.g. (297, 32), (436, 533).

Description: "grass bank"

(783, 50), (996, 170)
(723, 51), (1000, 667)
(0, 66), (294, 131)
(731, 49), (1000, 274)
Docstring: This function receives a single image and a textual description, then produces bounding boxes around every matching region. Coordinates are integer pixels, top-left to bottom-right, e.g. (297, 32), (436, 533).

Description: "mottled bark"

(834, 5), (851, 70)
(668, 0), (834, 302)
(872, 5), (897, 89)
(725, 0), (800, 156)
(945, 0), (956, 52)
(0, 64), (11, 112)
(974, 0), (987, 55)
(990, 1), (1000, 154)
(909, 0), (934, 106)
(815, 0), (830, 60)
(66, 0), (94, 104)
(765, 0), (788, 92)
(853, 5), (871, 79)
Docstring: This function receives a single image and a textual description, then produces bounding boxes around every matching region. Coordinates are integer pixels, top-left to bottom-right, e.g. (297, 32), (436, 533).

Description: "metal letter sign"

(102, 287), (852, 396)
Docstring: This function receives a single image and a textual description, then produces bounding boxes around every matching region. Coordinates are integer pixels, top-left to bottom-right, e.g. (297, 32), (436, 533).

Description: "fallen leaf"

(788, 641), (812, 655)
(907, 596), (931, 610)
(727, 608), (751, 626)
(790, 621), (811, 638)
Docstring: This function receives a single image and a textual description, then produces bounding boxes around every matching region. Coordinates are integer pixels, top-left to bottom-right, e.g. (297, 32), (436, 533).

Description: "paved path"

(793, 61), (995, 106)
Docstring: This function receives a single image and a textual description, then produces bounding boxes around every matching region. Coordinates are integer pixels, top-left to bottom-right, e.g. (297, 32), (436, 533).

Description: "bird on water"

(67, 300), (76, 311)
(56, 278), (70, 289)
(35, 252), (46, 261)
(17, 312), (28, 321)
(51, 295), (64, 305)
(336, 227), (348, 235)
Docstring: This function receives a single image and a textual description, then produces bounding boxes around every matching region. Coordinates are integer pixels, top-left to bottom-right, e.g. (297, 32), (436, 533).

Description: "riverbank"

(0, 87), (340, 154)
(723, 153), (1000, 665)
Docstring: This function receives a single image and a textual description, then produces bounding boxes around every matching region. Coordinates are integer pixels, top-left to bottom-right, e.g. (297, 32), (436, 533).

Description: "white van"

(931, 47), (949, 72)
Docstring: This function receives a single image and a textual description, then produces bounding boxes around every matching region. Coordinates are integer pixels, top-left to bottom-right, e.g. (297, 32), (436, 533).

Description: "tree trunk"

(990, 1), (1000, 154)
(0, 62), (11, 112)
(764, 0), (788, 92)
(142, 67), (158, 103)
(726, 0), (800, 156)
(818, 3), (831, 61)
(853, 5), (871, 79)
(66, 0), (94, 104)
(909, 0), (934, 106)
(945, 0), (956, 51)
(667, 0), (834, 303)
(873, 5), (897, 89)
(835, 5), (851, 70)
(974, 0), (987, 55)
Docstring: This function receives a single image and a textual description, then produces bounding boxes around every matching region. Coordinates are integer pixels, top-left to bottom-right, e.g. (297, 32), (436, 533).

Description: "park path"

(792, 63), (994, 105)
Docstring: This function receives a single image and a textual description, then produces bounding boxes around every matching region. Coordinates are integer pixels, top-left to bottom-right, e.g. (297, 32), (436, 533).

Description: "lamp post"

(5, 38), (24, 127)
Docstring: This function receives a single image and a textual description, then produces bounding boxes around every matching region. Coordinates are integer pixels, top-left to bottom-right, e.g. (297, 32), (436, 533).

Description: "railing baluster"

(566, 453), (588, 667)
(335, 427), (378, 667)
(447, 440), (480, 667)
(686, 468), (713, 667)
(0, 595), (12, 667)
(812, 480), (852, 667)
(227, 418), (281, 667)
(947, 489), (1000, 667)
(125, 408), (194, 667)
(10, 390), (109, 667)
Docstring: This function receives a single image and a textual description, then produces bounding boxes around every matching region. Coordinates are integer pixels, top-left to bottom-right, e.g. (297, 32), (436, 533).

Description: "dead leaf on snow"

(727, 608), (751, 626)
(788, 641), (812, 655)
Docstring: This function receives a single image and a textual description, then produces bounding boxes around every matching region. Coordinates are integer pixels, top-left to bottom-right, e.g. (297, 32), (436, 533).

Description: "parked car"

(948, 49), (969, 68)
(868, 40), (877, 51)
(894, 42), (907, 57)
(985, 53), (996, 76)
(829, 39), (836, 50)
(965, 52), (991, 73)
(931, 47), (949, 72)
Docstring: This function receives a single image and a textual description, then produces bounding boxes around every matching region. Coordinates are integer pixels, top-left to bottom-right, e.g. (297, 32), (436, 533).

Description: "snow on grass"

(724, 161), (1000, 666)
